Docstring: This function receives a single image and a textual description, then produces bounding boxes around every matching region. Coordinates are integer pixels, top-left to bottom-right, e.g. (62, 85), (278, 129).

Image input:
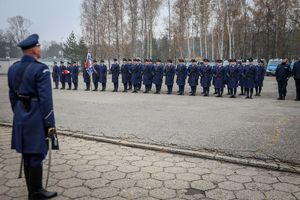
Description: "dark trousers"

(245, 88), (253, 98)
(128, 81), (132, 90)
(93, 82), (98, 90)
(85, 82), (90, 90)
(255, 86), (262, 95)
(277, 80), (288, 98)
(295, 79), (300, 100)
(123, 83), (128, 91)
(229, 88), (237, 97)
(178, 85), (185, 95)
(216, 88), (224, 96)
(167, 85), (173, 94)
(240, 87), (244, 95)
(203, 87), (210, 96)
(101, 83), (106, 91)
(23, 153), (46, 167)
(155, 84), (162, 93)
(113, 83), (118, 91)
(73, 81), (78, 90)
(144, 84), (151, 92)
(54, 81), (59, 89)
(60, 81), (65, 89)
(190, 86), (197, 95)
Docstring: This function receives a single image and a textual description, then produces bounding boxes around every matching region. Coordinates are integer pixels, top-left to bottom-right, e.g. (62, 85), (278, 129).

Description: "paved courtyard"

(1, 126), (300, 200)
(0, 75), (299, 166)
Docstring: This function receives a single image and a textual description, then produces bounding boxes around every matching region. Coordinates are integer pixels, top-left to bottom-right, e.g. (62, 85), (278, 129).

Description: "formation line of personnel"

(52, 57), (300, 100)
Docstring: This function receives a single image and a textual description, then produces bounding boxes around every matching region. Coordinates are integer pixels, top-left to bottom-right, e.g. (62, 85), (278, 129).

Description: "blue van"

(266, 59), (281, 76)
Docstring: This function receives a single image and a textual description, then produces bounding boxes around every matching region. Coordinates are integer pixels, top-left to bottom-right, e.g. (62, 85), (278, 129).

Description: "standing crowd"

(52, 57), (300, 100)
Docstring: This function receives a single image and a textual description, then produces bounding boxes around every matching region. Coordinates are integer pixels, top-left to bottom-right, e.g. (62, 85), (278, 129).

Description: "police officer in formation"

(52, 61), (60, 89)
(213, 60), (226, 97)
(65, 62), (72, 90)
(142, 59), (154, 93)
(226, 59), (239, 98)
(275, 58), (291, 100)
(153, 59), (164, 94)
(59, 61), (66, 89)
(187, 59), (199, 96)
(130, 58), (142, 93)
(243, 58), (257, 98)
(199, 59), (213, 96)
(127, 59), (133, 90)
(83, 65), (91, 91)
(71, 61), (79, 90)
(91, 60), (99, 91)
(99, 59), (108, 91)
(164, 59), (176, 94)
(255, 59), (266, 96)
(176, 58), (187, 95)
(293, 56), (300, 101)
(7, 34), (58, 199)
(121, 58), (130, 92)
(238, 60), (247, 95)
(111, 58), (120, 92)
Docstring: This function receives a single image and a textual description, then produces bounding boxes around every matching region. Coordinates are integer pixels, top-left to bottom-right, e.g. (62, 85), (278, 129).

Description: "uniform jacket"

(199, 65), (213, 87)
(71, 65), (79, 83)
(226, 65), (239, 88)
(164, 64), (175, 86)
(142, 64), (154, 85)
(276, 63), (291, 81)
(293, 60), (300, 80)
(121, 63), (130, 84)
(130, 63), (142, 85)
(52, 65), (60, 82)
(111, 63), (120, 83)
(98, 64), (107, 83)
(176, 63), (187, 86)
(244, 64), (257, 88)
(8, 55), (55, 154)
(213, 66), (225, 89)
(256, 65), (266, 87)
(153, 64), (164, 85)
(187, 64), (199, 86)
(60, 65), (66, 82)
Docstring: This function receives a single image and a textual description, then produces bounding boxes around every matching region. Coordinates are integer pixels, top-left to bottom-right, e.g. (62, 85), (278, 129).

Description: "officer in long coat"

(83, 66), (91, 91)
(71, 61), (79, 90)
(121, 58), (130, 92)
(275, 58), (291, 100)
(244, 58), (257, 99)
(127, 59), (133, 90)
(7, 34), (57, 199)
(153, 59), (164, 94)
(226, 59), (239, 98)
(199, 59), (213, 96)
(255, 59), (266, 96)
(111, 58), (120, 92)
(130, 58), (142, 93)
(293, 56), (300, 101)
(52, 61), (60, 89)
(164, 59), (175, 95)
(212, 64), (218, 94)
(238, 59), (247, 95)
(176, 58), (187, 95)
(59, 61), (66, 89)
(65, 62), (72, 90)
(91, 60), (99, 91)
(213, 60), (226, 97)
(99, 59), (108, 91)
(187, 59), (199, 96)
(142, 59), (154, 93)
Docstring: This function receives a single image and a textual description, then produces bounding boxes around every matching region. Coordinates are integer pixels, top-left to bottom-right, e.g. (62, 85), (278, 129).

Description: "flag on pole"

(85, 48), (93, 75)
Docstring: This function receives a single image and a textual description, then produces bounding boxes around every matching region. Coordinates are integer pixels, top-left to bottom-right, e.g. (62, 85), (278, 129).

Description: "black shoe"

(245, 96), (250, 99)
(132, 91), (138, 93)
(122, 90), (127, 93)
(72, 88), (76, 90)
(238, 93), (243, 96)
(143, 91), (148, 93)
(178, 93), (184, 95)
(216, 95), (221, 97)
(92, 89), (97, 91)
(189, 93), (195, 96)
(277, 97), (283, 100)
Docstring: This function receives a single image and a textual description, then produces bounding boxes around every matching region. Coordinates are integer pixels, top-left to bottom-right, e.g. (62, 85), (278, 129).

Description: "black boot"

(29, 166), (57, 200)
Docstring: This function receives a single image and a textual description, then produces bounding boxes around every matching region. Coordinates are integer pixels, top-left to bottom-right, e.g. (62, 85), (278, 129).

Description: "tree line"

(80, 0), (300, 62)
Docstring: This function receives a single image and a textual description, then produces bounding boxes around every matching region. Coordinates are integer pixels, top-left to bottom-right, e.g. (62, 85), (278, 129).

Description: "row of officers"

(52, 57), (300, 100)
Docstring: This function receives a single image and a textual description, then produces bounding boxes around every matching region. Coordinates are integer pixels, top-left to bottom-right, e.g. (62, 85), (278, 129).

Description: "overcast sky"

(0, 0), (82, 44)
(0, 0), (168, 45)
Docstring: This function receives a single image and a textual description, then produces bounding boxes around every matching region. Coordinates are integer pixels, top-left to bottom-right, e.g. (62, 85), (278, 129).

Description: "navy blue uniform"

(121, 63), (130, 91)
(142, 64), (154, 93)
(238, 64), (246, 95)
(71, 65), (79, 90)
(92, 64), (99, 91)
(130, 63), (142, 92)
(255, 65), (266, 96)
(83, 67), (91, 91)
(52, 64), (60, 89)
(60, 65), (66, 89)
(276, 63), (291, 100)
(153, 64), (164, 94)
(244, 64), (257, 98)
(187, 64), (199, 95)
(293, 60), (300, 100)
(213, 66), (225, 97)
(176, 63), (187, 95)
(99, 64), (107, 91)
(111, 63), (120, 91)
(226, 65), (239, 97)
(8, 55), (55, 164)
(164, 63), (175, 94)
(199, 65), (213, 96)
